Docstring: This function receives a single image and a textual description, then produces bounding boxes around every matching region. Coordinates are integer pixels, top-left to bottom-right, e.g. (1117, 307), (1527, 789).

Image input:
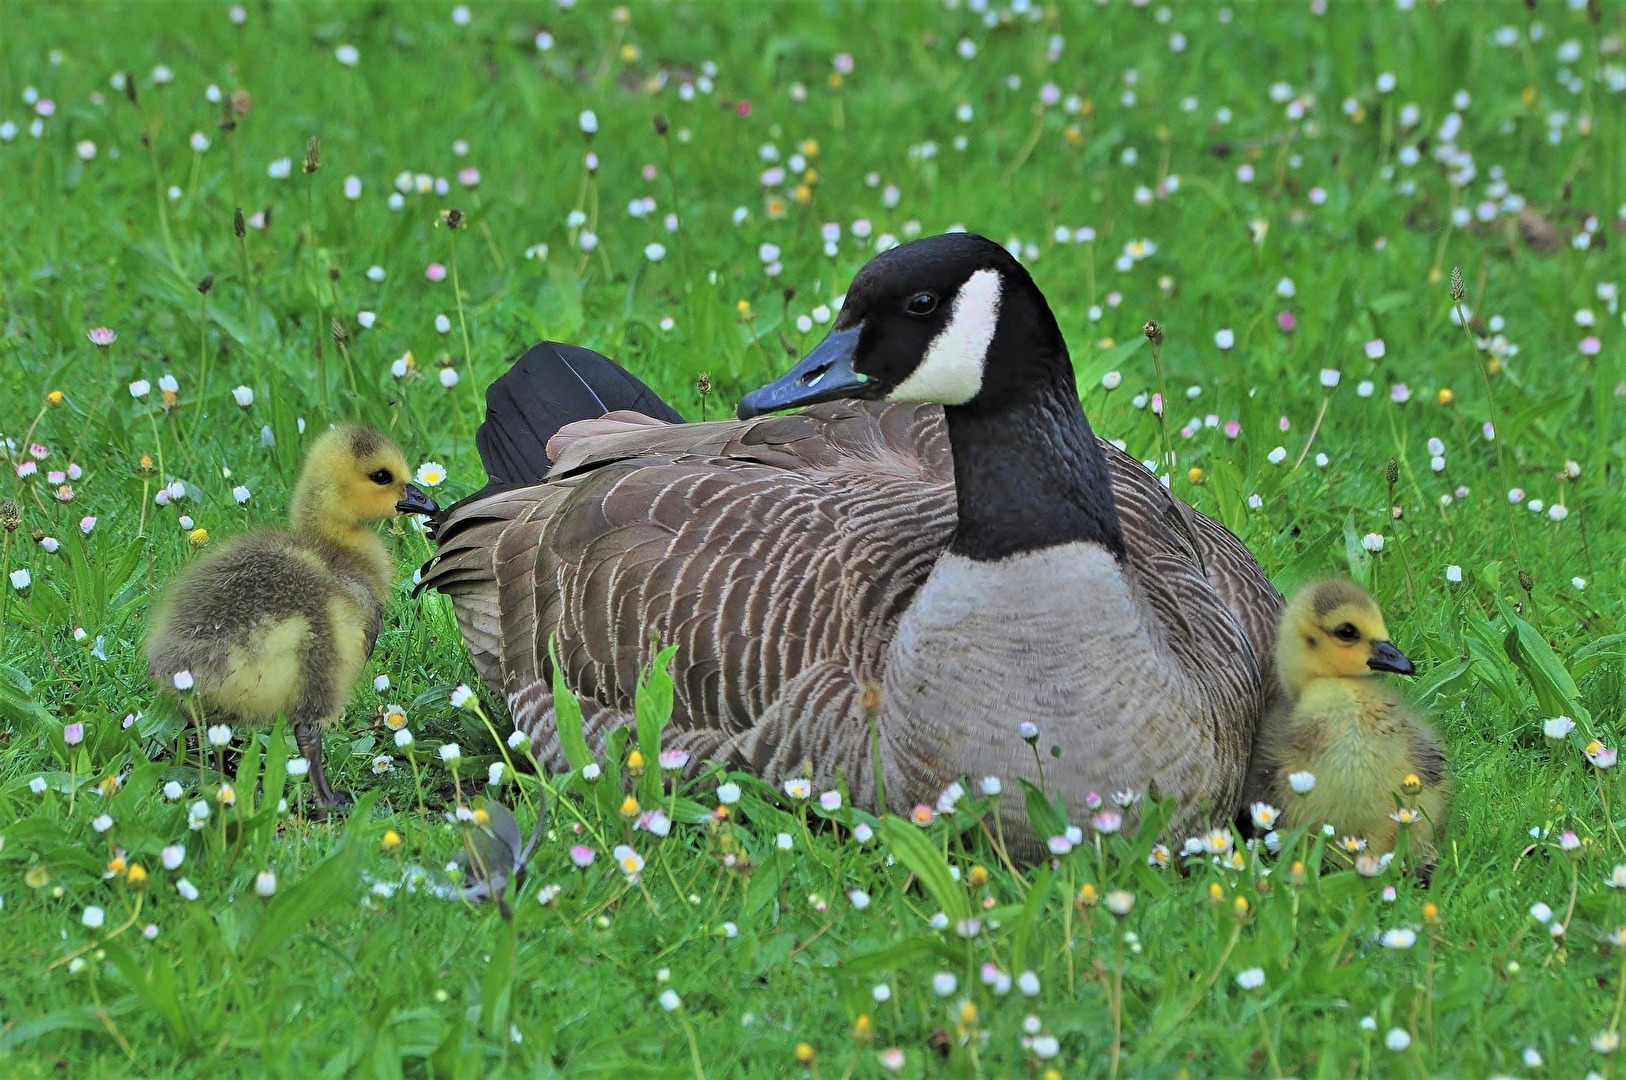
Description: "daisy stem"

(1611, 943), (1626, 1033)
(1109, 928), (1125, 1080)
(1256, 1007), (1283, 1079)
(1598, 770), (1625, 857)
(1147, 335), (1175, 476)
(188, 288), (211, 444)
(139, 113), (179, 271)
(470, 702), (529, 817)
(235, 225), (263, 397)
(1164, 920), (1241, 1033)
(449, 226), (482, 425)
(676, 1012), (705, 1080)
(306, 173), (330, 416)
(1451, 297), (1524, 571)
(1291, 390), (1331, 471)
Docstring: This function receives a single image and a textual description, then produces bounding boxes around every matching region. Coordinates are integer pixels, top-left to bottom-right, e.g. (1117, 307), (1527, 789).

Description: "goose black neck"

(944, 367), (1127, 563)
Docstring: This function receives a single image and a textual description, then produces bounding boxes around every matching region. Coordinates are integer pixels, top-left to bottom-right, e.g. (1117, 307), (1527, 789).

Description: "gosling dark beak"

(396, 483), (439, 516)
(1368, 641), (1416, 676)
(737, 325), (870, 419)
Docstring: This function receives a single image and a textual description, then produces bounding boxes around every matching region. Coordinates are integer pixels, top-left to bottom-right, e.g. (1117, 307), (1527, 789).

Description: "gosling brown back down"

(422, 237), (1284, 852)
(145, 424), (434, 807)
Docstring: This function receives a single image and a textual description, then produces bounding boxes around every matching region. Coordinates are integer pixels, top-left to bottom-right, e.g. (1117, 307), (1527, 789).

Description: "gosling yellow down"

(1250, 579), (1449, 861)
(145, 424), (437, 806)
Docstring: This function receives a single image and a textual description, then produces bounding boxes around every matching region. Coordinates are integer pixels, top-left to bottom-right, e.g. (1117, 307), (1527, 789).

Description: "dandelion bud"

(443, 207), (465, 231)
(1078, 882), (1099, 906)
(1232, 895), (1250, 918)
(127, 863), (149, 888)
(197, 273), (214, 295)
(1401, 772), (1422, 795)
(0, 498), (20, 533)
(233, 207), (246, 238)
(1422, 901), (1439, 923)
(303, 134), (320, 173)
(1448, 266), (1465, 302)
(1385, 458), (1399, 486)
(1143, 319), (1164, 346)
(652, 113), (669, 136)
(627, 749), (645, 776)
(968, 864), (989, 887)
(794, 1043), (815, 1066)
(330, 318), (348, 343)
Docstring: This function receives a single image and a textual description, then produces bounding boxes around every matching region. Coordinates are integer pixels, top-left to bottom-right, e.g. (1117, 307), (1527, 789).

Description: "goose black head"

(738, 233), (1069, 419)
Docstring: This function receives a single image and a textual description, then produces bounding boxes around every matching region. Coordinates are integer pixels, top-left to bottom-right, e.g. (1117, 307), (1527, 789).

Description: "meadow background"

(1, 0), (1622, 1075)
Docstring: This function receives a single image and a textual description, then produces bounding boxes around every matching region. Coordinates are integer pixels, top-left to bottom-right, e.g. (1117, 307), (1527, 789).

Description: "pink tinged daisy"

(425, 263), (448, 282)
(87, 327), (117, 346)
(658, 749), (688, 771)
(569, 845), (595, 868)
(1092, 810), (1123, 834)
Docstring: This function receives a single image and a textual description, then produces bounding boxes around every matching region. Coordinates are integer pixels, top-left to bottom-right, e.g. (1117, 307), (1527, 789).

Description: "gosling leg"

(295, 720), (353, 810)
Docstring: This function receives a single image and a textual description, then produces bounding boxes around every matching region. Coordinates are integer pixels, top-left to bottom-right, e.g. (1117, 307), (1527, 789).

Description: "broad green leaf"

(549, 637), (592, 774)
(1495, 594), (1590, 727)
(634, 645), (679, 805)
(1021, 780), (1067, 842)
(242, 792), (375, 965)
(840, 935), (961, 976)
(878, 815), (969, 924)
(1011, 865), (1055, 972)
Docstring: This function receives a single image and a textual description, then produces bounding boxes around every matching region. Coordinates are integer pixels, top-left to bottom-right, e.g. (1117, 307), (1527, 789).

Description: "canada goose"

(146, 424), (438, 807)
(1249, 580), (1448, 860)
(422, 233), (1282, 849)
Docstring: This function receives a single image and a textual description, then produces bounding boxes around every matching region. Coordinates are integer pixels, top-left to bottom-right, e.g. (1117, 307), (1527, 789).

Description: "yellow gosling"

(1252, 579), (1449, 864)
(145, 424), (436, 807)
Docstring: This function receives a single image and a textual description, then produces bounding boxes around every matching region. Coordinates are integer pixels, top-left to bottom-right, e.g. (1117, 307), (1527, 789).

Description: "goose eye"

(368, 469), (394, 485)
(905, 292), (938, 316)
(1332, 623), (1361, 642)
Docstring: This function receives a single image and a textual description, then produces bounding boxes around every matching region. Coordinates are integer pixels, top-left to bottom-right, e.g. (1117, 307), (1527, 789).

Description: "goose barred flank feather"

(421, 400), (1284, 828)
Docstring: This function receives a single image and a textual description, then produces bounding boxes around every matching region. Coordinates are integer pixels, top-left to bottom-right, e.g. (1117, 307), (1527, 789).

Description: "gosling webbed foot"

(313, 787), (355, 812)
(295, 720), (353, 812)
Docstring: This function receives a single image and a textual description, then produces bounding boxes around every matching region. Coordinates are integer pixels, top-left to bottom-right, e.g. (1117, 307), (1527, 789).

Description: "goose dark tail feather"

(421, 343), (683, 542)
(476, 341), (683, 486)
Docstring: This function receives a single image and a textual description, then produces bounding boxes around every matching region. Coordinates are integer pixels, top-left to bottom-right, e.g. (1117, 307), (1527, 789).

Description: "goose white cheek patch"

(887, 268), (1002, 405)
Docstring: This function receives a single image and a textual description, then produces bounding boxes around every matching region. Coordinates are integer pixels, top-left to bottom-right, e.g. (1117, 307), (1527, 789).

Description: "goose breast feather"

(421, 400), (1281, 809)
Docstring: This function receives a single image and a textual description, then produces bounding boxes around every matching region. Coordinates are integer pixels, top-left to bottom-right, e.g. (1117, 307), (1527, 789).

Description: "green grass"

(2, 1), (1623, 1075)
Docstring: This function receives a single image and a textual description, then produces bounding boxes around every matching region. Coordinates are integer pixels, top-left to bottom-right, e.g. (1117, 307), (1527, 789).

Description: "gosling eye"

(368, 469), (394, 485)
(1331, 623), (1361, 643)
(905, 292), (938, 316)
